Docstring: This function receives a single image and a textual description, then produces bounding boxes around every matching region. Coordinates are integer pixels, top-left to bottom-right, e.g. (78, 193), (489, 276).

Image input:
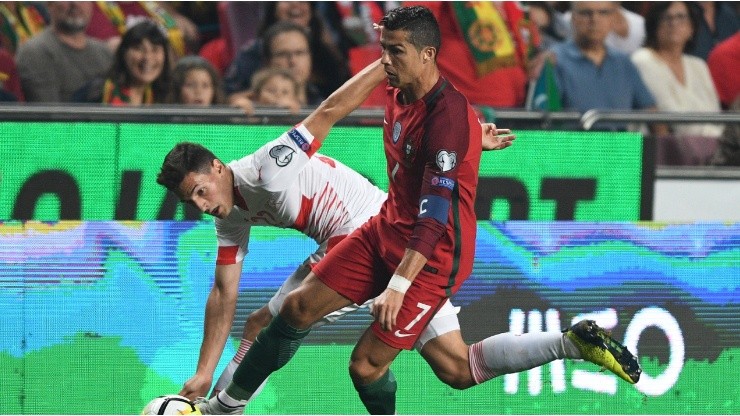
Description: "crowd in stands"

(0, 1), (737, 165)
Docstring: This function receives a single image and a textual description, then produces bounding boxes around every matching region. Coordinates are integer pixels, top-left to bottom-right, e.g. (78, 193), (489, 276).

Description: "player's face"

(379, 28), (428, 89)
(176, 160), (234, 219)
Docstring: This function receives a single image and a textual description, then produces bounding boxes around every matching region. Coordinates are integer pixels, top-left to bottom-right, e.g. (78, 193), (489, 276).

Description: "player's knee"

(280, 290), (316, 328)
(348, 356), (385, 385)
(424, 352), (476, 389)
(436, 369), (476, 390)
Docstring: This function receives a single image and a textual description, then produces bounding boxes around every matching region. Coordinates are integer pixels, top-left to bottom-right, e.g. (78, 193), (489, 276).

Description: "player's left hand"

(371, 288), (405, 331)
(482, 123), (515, 151)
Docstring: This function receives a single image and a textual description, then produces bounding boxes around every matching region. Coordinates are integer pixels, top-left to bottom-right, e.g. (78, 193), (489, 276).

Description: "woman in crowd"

(97, 19), (172, 105)
(631, 1), (724, 139)
(167, 55), (224, 106)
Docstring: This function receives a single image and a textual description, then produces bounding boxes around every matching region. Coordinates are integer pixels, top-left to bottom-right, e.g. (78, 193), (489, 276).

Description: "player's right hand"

(179, 373), (213, 401)
(371, 288), (405, 331)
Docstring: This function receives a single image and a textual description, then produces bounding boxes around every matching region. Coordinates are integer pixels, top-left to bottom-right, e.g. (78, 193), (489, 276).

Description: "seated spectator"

(223, 1), (349, 99)
(605, 4), (646, 54)
(249, 67), (301, 113)
(76, 20), (172, 105)
(0, 46), (23, 101)
(707, 31), (740, 109)
(228, 21), (323, 114)
(86, 1), (199, 57)
(15, 1), (112, 103)
(687, 1), (738, 61)
(0, 1), (48, 55)
(631, 1), (724, 139)
(550, 1), (656, 115)
(167, 55), (224, 106)
(711, 97), (740, 166)
(406, 1), (542, 108)
(529, 2), (569, 51)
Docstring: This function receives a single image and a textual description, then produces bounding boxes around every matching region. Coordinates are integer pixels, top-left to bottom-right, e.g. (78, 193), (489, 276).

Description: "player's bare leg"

(349, 328), (402, 415)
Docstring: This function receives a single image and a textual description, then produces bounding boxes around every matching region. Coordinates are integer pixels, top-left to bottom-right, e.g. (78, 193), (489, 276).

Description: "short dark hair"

(380, 6), (441, 53)
(261, 21), (311, 60)
(157, 142), (217, 191)
(644, 1), (701, 53)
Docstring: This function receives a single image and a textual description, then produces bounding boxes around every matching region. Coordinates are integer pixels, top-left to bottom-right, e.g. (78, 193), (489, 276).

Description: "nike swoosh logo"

(394, 330), (415, 338)
(383, 118), (388, 125)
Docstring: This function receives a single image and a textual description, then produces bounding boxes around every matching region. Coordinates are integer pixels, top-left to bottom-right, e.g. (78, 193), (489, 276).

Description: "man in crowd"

(16, 1), (111, 102)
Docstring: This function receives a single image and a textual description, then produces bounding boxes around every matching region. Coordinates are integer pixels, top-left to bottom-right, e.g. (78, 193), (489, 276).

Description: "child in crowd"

(249, 67), (300, 113)
(168, 55), (224, 106)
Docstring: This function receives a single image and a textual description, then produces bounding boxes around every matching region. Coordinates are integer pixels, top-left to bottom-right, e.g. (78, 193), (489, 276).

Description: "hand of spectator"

(481, 123), (515, 151)
(228, 91), (255, 115)
(527, 50), (556, 81)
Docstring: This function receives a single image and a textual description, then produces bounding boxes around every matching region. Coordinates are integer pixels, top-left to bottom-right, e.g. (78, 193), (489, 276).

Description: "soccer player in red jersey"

(195, 6), (640, 414)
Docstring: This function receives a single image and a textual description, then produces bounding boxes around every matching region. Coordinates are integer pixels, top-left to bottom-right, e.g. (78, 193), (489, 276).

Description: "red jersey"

(378, 77), (482, 293)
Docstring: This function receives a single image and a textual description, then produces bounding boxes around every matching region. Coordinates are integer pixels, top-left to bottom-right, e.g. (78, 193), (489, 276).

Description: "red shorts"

(312, 217), (452, 349)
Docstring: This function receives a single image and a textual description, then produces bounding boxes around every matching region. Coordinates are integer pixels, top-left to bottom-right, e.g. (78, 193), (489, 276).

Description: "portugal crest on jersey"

(392, 121), (402, 143)
(269, 145), (295, 167)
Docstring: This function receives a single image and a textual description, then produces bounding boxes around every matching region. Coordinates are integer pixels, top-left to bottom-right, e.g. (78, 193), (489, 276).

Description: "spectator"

(550, 1), (656, 114)
(15, 1), (112, 103)
(710, 97), (740, 166)
(223, 1), (349, 99)
(529, 2), (570, 51)
(631, 1), (724, 139)
(228, 21), (323, 114)
(406, 1), (542, 108)
(687, 1), (738, 61)
(707, 31), (740, 108)
(606, 4), (646, 54)
(0, 1), (48, 55)
(249, 67), (301, 113)
(0, 46), (23, 101)
(86, 1), (199, 57)
(76, 20), (172, 105)
(167, 55), (224, 106)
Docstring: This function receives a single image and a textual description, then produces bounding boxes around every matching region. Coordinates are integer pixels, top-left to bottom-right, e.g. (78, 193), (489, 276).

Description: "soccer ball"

(141, 394), (201, 415)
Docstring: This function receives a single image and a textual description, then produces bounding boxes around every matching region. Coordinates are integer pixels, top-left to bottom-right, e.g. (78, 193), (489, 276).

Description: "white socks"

(469, 331), (581, 384)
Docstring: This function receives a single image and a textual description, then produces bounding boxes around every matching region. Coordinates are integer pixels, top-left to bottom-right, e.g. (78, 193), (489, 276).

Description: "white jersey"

(215, 124), (387, 265)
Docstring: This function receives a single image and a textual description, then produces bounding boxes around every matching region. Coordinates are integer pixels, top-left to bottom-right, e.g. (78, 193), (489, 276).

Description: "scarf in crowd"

(451, 1), (539, 77)
(102, 79), (153, 106)
(95, 1), (186, 56)
(0, 3), (47, 54)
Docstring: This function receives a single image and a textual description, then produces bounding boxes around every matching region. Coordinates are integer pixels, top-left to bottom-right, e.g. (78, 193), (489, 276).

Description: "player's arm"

(302, 59), (386, 144)
(180, 262), (242, 400)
